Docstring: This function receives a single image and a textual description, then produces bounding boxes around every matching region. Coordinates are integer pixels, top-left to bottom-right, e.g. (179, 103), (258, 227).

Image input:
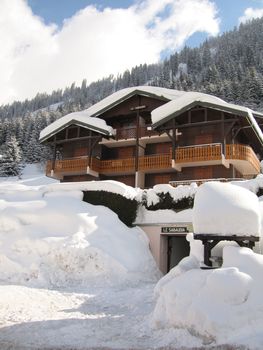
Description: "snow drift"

(153, 246), (263, 344)
(153, 181), (263, 346)
(0, 185), (159, 287)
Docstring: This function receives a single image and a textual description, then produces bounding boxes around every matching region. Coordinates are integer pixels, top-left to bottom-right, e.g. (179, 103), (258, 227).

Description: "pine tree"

(0, 136), (23, 177)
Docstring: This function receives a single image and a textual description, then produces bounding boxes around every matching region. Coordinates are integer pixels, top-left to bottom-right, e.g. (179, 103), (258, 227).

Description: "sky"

(1, 0), (263, 105)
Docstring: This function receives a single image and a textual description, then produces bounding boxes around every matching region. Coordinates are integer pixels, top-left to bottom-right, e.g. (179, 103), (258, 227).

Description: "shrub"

(82, 190), (138, 227)
(144, 191), (194, 212)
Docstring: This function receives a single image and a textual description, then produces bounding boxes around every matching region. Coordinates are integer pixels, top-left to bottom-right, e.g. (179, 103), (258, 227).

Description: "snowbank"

(153, 246), (263, 345)
(0, 184), (158, 288)
(232, 174), (263, 194)
(193, 181), (261, 236)
(42, 179), (140, 200)
(0, 163), (58, 186)
(135, 206), (192, 224)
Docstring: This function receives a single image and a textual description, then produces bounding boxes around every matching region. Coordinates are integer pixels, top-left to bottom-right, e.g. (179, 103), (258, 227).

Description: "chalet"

(40, 86), (263, 188)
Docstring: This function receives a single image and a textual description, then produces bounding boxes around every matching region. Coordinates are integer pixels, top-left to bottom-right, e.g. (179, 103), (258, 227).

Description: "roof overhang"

(152, 101), (252, 128)
(89, 89), (172, 118)
(39, 115), (114, 143)
(151, 100), (263, 147)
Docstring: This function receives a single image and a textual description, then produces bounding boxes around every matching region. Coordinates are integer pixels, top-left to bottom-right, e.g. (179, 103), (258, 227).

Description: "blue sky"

(27, 0), (263, 47)
(1, 0), (263, 104)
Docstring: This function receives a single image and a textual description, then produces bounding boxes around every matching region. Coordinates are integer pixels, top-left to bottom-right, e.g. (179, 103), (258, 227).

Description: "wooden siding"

(115, 126), (160, 140)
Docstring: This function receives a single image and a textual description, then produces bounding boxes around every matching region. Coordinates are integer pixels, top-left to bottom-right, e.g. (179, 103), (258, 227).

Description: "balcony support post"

(172, 119), (177, 160)
(221, 112), (226, 156)
(88, 131), (92, 167)
(51, 137), (57, 172)
(135, 110), (139, 172)
(130, 99), (146, 173)
(135, 171), (145, 188)
(88, 130), (101, 168)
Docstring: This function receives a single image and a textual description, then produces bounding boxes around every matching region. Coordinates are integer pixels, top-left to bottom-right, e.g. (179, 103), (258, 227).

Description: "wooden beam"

(45, 135), (103, 145)
(188, 110), (191, 123)
(204, 108), (208, 122)
(221, 112), (225, 155)
(88, 130), (92, 167)
(156, 118), (238, 132)
(172, 119), (176, 160)
(52, 142), (57, 170)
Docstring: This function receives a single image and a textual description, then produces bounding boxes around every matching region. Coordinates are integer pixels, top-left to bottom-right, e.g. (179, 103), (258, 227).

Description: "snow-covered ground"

(0, 165), (263, 349)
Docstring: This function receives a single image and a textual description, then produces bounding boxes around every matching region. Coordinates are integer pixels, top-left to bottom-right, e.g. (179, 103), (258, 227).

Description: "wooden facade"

(41, 89), (263, 188)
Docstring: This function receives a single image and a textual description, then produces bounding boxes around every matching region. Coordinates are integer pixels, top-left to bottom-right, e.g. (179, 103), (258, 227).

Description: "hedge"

(82, 190), (138, 227)
(144, 192), (194, 212)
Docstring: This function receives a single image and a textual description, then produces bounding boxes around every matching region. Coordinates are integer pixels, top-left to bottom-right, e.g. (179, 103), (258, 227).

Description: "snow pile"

(135, 207), (192, 224)
(193, 181), (261, 236)
(153, 182), (197, 202)
(0, 185), (158, 288)
(232, 173), (263, 194)
(153, 246), (263, 345)
(42, 179), (140, 200)
(0, 163), (58, 186)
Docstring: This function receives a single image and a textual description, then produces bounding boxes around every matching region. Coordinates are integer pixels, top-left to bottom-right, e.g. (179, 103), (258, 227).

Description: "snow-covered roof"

(40, 86), (185, 142)
(39, 112), (114, 142)
(40, 87), (263, 145)
(82, 86), (185, 118)
(151, 91), (263, 145)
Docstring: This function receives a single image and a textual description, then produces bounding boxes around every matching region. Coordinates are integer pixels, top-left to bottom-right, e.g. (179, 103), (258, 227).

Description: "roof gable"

(151, 92), (263, 146)
(39, 112), (114, 142)
(83, 86), (185, 118)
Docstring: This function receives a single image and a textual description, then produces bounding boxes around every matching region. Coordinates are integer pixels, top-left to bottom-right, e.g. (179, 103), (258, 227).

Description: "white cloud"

(238, 7), (263, 24)
(0, 0), (220, 104)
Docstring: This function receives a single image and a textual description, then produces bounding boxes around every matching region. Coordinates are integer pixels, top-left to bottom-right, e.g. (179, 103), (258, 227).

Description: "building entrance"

(167, 235), (190, 271)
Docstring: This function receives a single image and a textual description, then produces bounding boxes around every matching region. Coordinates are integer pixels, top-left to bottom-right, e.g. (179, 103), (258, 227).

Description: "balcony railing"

(114, 125), (159, 140)
(46, 143), (260, 178)
(100, 158), (135, 173)
(46, 156), (100, 175)
(139, 153), (171, 171)
(226, 144), (261, 173)
(175, 143), (222, 163)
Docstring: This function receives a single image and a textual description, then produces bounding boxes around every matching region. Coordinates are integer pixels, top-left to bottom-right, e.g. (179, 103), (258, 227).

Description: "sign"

(161, 226), (188, 234)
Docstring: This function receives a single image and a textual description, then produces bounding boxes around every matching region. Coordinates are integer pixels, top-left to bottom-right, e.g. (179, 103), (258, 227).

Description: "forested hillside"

(1, 17), (263, 174)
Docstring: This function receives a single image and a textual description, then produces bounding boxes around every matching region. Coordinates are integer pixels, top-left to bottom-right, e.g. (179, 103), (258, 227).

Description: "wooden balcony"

(175, 143), (223, 164)
(226, 144), (260, 175)
(139, 154), (171, 171)
(46, 144), (260, 179)
(46, 157), (100, 179)
(100, 158), (135, 174)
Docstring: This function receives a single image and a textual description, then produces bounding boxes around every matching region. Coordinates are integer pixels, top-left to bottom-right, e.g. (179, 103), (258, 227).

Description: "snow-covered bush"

(141, 183), (197, 212)
(143, 191), (194, 212)
(83, 190), (138, 227)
